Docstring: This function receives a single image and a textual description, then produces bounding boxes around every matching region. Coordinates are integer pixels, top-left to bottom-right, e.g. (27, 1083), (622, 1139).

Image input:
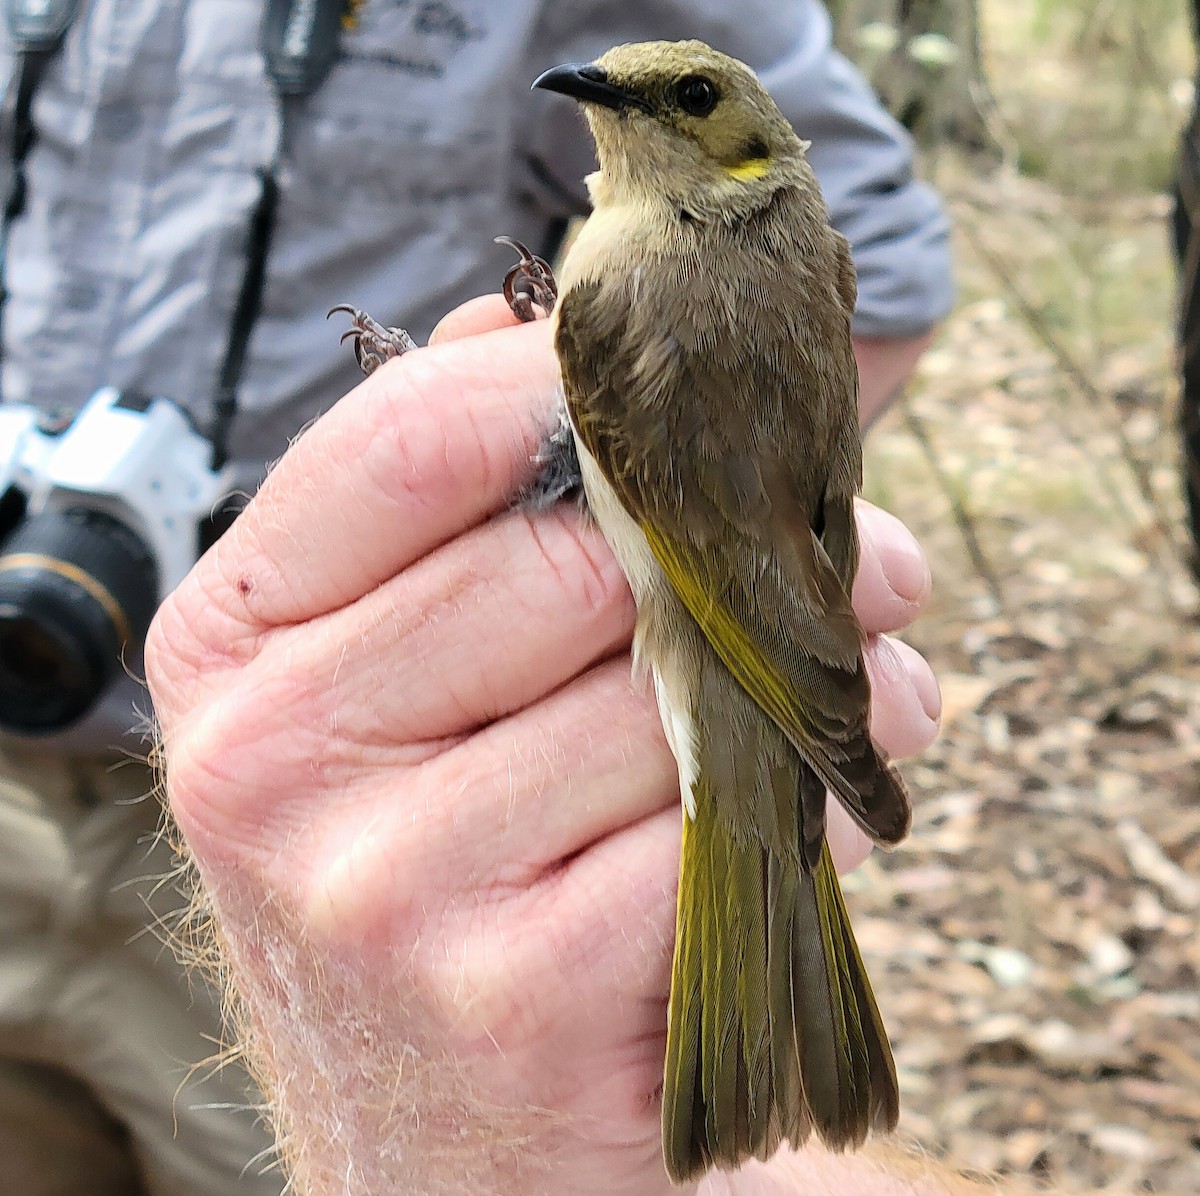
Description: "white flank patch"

(572, 440), (700, 819)
(653, 668), (698, 820)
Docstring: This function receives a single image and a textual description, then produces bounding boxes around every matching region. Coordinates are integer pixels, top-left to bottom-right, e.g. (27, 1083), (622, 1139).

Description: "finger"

(173, 319), (561, 644)
(852, 500), (932, 634)
(825, 805), (873, 873)
(257, 470), (930, 743)
(431, 659), (678, 889)
(864, 634), (941, 760)
(428, 294), (523, 345)
(263, 503), (635, 744)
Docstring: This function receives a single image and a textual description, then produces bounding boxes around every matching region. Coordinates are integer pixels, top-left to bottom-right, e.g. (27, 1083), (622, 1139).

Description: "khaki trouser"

(0, 746), (281, 1195)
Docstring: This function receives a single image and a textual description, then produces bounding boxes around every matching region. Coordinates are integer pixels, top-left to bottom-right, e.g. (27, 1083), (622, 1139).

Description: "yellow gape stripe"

(726, 157), (771, 181)
(0, 553), (133, 645)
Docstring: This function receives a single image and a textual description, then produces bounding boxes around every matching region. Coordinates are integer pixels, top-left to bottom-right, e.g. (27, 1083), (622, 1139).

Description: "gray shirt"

(0, 0), (952, 749)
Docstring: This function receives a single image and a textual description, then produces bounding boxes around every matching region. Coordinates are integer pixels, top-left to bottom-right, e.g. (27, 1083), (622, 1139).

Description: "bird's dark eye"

(676, 75), (718, 118)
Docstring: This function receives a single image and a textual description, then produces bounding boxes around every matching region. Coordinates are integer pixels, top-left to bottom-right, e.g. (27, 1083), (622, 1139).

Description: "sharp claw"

(496, 235), (558, 323)
(329, 303), (418, 375)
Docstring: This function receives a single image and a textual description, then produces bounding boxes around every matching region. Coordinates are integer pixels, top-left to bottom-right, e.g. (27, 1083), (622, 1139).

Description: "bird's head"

(533, 40), (806, 219)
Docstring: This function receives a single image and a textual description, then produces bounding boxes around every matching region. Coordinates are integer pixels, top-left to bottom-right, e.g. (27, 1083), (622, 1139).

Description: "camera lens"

(0, 507), (158, 732)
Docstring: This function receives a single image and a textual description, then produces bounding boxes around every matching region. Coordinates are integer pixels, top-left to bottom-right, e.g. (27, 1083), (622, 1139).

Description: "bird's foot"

(496, 236), (558, 321)
(495, 240), (573, 506)
(521, 400), (584, 509)
(327, 305), (419, 376)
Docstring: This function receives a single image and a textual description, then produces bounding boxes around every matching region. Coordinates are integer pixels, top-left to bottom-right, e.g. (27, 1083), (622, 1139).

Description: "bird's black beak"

(532, 63), (651, 113)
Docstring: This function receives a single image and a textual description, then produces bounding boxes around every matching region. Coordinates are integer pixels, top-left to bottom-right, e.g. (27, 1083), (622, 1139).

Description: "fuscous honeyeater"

(532, 40), (913, 1184)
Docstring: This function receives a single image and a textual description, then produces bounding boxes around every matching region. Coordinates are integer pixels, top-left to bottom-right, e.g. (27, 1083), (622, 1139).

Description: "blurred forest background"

(827, 1), (1200, 1191)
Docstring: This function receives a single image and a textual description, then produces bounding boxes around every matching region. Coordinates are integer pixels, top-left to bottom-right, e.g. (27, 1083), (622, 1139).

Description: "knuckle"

(147, 536), (269, 697)
(159, 642), (338, 863)
(416, 899), (534, 1050)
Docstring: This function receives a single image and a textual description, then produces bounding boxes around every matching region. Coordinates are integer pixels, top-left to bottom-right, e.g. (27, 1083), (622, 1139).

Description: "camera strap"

(0, 0), (347, 468)
(262, 0), (345, 97)
(209, 0), (347, 469)
(0, 1), (82, 374)
(5, 0), (81, 51)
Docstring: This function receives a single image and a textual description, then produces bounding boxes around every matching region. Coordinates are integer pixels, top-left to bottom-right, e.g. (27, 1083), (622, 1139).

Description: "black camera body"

(0, 388), (233, 733)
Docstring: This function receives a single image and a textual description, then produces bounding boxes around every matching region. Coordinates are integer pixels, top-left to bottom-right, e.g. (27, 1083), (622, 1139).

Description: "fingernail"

(858, 503), (931, 604)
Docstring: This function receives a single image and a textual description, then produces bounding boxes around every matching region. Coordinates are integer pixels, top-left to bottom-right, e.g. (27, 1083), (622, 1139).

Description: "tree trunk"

(1171, 0), (1200, 572)
(829, 0), (991, 149)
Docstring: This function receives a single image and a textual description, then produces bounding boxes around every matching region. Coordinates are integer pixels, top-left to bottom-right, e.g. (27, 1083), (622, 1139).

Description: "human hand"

(146, 297), (939, 1196)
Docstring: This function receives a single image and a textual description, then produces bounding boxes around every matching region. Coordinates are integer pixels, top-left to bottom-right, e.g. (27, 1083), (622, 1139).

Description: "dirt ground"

(851, 6), (1200, 1190)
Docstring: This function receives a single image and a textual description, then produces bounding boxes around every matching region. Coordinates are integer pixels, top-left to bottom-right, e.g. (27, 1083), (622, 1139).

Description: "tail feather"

(802, 838), (873, 1143)
(764, 850), (808, 1152)
(662, 774), (898, 1184)
(822, 840), (900, 1130)
(663, 862), (705, 1174)
(702, 817), (738, 1157)
(662, 801), (705, 1175)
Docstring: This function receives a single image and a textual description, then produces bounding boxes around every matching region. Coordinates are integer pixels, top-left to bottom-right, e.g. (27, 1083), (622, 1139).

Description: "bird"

(531, 40), (912, 1184)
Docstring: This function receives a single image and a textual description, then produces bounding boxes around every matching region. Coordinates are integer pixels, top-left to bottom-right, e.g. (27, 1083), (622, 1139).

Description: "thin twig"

(955, 206), (1191, 582)
(900, 394), (1006, 611)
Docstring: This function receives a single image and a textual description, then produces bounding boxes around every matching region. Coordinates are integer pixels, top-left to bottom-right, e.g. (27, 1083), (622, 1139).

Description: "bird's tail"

(661, 770), (898, 1184)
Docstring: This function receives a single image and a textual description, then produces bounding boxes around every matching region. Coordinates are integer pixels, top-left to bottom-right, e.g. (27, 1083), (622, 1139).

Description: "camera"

(0, 388), (234, 734)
